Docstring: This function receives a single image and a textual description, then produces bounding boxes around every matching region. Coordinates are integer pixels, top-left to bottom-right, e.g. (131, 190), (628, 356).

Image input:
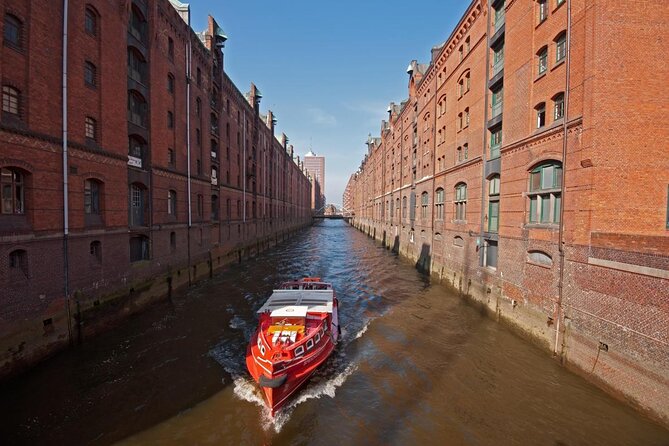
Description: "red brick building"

(0, 0), (311, 378)
(346, 0), (669, 424)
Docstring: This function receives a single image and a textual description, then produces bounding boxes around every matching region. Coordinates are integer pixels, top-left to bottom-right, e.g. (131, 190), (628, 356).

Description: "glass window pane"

(554, 195), (561, 223)
(541, 165), (554, 189)
(541, 195), (551, 222)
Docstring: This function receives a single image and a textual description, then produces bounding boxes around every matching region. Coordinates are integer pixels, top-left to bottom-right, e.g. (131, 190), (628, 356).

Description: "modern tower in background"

(304, 150), (325, 211)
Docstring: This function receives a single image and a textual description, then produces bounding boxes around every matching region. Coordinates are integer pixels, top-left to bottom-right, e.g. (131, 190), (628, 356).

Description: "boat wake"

(208, 310), (375, 433)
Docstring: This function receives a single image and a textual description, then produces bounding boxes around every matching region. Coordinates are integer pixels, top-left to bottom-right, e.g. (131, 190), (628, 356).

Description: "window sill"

(527, 260), (552, 269)
(3, 42), (24, 53)
(452, 219), (467, 224)
(524, 223), (559, 230)
(553, 1), (565, 12)
(552, 59), (565, 70)
(534, 72), (547, 82)
(535, 18), (548, 29)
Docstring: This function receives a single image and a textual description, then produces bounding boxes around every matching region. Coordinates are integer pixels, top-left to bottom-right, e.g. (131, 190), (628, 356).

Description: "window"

(84, 62), (97, 87)
(1, 168), (25, 214)
(167, 111), (174, 129)
(2, 86), (20, 115)
(129, 236), (150, 262)
(196, 98), (201, 117)
(438, 95), (447, 115)
(490, 127), (502, 159)
(464, 107), (470, 127)
(465, 36), (471, 53)
(168, 190), (176, 215)
(458, 112), (463, 130)
(493, 1), (505, 31)
(402, 196), (407, 217)
(197, 194), (203, 217)
(528, 250), (553, 267)
(491, 87), (503, 118)
(528, 161), (562, 224)
(127, 48), (148, 84)
(84, 179), (101, 214)
(458, 45), (463, 61)
(196, 128), (201, 146)
(167, 73), (174, 93)
(85, 7), (97, 36)
(128, 90), (148, 127)
(537, 47), (548, 75)
(85, 117), (97, 140)
(129, 183), (146, 226)
(555, 32), (567, 63)
(9, 249), (28, 277)
(488, 175), (500, 233)
(553, 93), (565, 120)
(435, 188), (444, 220)
(306, 339), (314, 350)
(455, 183), (467, 221)
(129, 6), (148, 45)
(168, 148), (175, 166)
(212, 195), (219, 220)
(466, 72), (471, 92)
(168, 37), (174, 60)
(4, 14), (22, 48)
(458, 79), (464, 98)
(421, 192), (429, 218)
(90, 241), (102, 262)
(538, 0), (548, 23)
(196, 67), (202, 87)
(463, 143), (469, 160)
(170, 231), (176, 252)
(536, 103), (546, 128)
(492, 44), (504, 75)
(484, 240), (498, 269)
(196, 159), (202, 175)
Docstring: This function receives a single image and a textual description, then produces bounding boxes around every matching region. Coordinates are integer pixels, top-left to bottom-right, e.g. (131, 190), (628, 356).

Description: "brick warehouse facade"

(345, 0), (669, 424)
(0, 0), (312, 379)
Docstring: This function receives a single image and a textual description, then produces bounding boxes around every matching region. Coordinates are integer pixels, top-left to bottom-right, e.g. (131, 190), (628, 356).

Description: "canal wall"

(0, 220), (311, 381)
(350, 218), (669, 427)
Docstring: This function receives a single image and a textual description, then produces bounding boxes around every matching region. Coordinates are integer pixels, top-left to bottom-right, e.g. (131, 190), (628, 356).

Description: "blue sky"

(188, 0), (469, 205)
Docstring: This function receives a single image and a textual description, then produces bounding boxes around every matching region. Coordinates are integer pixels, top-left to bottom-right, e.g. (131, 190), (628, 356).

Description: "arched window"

(421, 192), (429, 218)
(453, 236), (464, 247)
(167, 111), (174, 129)
(528, 250), (553, 267)
(4, 14), (22, 48)
(128, 90), (148, 127)
(455, 183), (467, 221)
(211, 195), (219, 220)
(84, 179), (102, 215)
(84, 61), (97, 87)
(555, 31), (567, 63)
(528, 161), (562, 224)
(84, 6), (98, 36)
(1, 167), (26, 214)
(196, 97), (202, 117)
(537, 46), (548, 75)
(553, 92), (565, 120)
(167, 36), (174, 60)
(535, 102), (546, 128)
(127, 48), (148, 84)
(402, 196), (407, 218)
(129, 5), (147, 45)
(167, 73), (174, 93)
(395, 198), (400, 217)
(435, 188), (444, 220)
(167, 190), (177, 215)
(85, 116), (97, 141)
(487, 175), (500, 233)
(128, 134), (147, 168)
(2, 86), (20, 116)
(90, 241), (102, 262)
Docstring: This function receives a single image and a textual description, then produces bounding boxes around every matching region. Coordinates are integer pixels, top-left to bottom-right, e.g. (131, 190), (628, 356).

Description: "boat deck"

(256, 289), (335, 314)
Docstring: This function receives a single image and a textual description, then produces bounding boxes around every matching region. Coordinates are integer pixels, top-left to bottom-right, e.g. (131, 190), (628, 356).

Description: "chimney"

(266, 110), (275, 136)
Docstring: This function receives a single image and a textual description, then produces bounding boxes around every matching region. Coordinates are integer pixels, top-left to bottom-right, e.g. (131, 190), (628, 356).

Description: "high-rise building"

(304, 150), (325, 211)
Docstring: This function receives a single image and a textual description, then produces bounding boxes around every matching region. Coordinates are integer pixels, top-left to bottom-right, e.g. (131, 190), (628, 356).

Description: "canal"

(1, 219), (667, 445)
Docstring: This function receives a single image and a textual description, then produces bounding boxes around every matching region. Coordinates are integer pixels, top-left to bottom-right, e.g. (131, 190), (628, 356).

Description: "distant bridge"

(312, 204), (353, 220)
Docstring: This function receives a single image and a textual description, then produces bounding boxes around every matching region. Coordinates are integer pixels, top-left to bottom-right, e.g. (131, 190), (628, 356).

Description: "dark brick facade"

(346, 0), (669, 425)
(0, 0), (311, 379)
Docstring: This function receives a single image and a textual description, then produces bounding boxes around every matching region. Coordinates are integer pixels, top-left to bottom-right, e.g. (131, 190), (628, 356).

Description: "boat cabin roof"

(257, 289), (335, 314)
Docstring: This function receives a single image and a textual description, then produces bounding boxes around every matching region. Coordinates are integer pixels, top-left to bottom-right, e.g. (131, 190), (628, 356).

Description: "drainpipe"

(243, 109), (247, 225)
(429, 69), (438, 271)
(62, 0), (72, 344)
(554, 0), (572, 357)
(186, 9), (192, 284)
(479, 0), (492, 266)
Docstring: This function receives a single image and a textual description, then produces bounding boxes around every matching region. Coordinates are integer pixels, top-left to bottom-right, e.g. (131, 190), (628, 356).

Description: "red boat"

(246, 277), (340, 415)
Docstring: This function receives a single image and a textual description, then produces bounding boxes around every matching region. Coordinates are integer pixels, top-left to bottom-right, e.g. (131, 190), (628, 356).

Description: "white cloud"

(307, 107), (337, 127)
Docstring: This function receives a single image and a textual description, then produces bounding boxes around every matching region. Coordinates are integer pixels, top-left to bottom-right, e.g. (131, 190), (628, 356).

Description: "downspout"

(479, 0), (492, 266)
(554, 0), (572, 357)
(429, 69), (438, 272)
(243, 109), (247, 225)
(62, 0), (72, 344)
(186, 10), (192, 285)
